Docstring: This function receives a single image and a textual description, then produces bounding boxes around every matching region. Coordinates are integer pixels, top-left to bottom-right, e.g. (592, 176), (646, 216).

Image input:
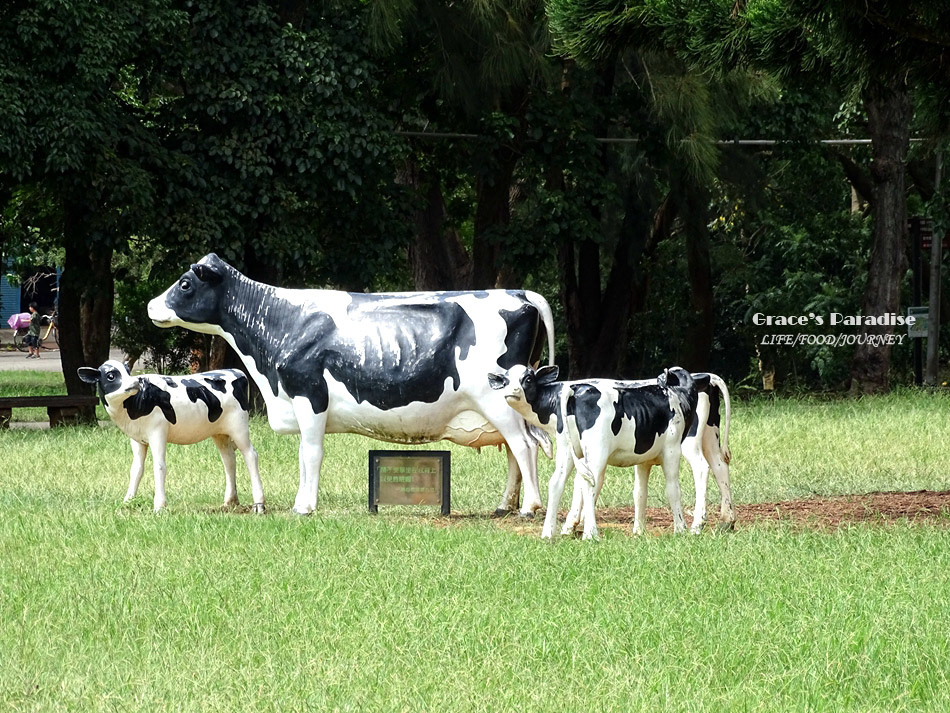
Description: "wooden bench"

(0, 395), (99, 428)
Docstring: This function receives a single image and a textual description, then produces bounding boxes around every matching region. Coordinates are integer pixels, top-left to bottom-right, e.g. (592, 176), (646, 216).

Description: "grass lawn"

(2, 371), (950, 712)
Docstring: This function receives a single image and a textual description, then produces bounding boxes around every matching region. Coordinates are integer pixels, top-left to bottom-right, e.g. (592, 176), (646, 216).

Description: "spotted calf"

(490, 365), (715, 539)
(78, 360), (264, 513)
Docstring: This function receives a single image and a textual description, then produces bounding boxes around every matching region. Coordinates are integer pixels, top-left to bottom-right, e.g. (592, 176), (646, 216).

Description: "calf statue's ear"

(487, 373), (509, 390)
(77, 367), (100, 385)
(191, 263), (223, 285)
(536, 365), (559, 384)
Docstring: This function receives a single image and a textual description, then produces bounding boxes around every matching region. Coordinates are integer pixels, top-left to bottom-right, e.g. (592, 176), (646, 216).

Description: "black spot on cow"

(124, 381), (177, 424)
(569, 384), (602, 437)
(685, 373), (717, 438)
(182, 378), (223, 422)
(519, 367), (563, 432)
(202, 375), (228, 393)
(610, 385), (673, 454)
(163, 377), (179, 388)
(232, 374), (250, 411)
(497, 303), (543, 370)
(218, 285), (481, 414)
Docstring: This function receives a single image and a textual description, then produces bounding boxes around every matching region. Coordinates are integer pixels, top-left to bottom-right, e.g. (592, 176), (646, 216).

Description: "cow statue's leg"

(541, 441), (575, 539)
(494, 446), (522, 516)
(292, 401), (328, 515)
(704, 429), (736, 531)
(124, 440), (148, 503)
(147, 432), (169, 513)
(632, 463), (651, 535)
(213, 434), (240, 507)
(486, 408), (543, 517)
(662, 448), (687, 533)
(683, 439), (709, 534)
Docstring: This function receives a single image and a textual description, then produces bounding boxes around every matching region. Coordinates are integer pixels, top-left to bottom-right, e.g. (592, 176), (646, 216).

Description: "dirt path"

(491, 490), (950, 535)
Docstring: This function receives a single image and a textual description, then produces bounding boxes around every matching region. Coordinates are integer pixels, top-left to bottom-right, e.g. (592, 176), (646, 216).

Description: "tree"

(0, 0), (185, 404)
(548, 0), (950, 391)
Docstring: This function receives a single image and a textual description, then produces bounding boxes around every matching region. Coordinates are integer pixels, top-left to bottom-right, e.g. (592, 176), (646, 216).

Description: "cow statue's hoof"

(518, 510), (535, 520)
(251, 503), (266, 515)
(292, 505), (314, 516)
(716, 521), (736, 534)
(491, 508), (512, 519)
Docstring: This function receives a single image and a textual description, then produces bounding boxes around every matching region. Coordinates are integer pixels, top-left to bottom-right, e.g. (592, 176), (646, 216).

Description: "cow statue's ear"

(77, 367), (100, 385)
(536, 365), (559, 384)
(487, 373), (509, 390)
(191, 263), (223, 285)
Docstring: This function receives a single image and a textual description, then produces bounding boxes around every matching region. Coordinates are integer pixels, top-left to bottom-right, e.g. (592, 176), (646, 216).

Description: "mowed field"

(3, 371), (950, 712)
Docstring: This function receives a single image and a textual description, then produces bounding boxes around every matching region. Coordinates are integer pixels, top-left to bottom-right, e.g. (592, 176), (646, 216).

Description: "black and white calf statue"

(489, 365), (734, 539)
(147, 253), (555, 516)
(78, 360), (265, 513)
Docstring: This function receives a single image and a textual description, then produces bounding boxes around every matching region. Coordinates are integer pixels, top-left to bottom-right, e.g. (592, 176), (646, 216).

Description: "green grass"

(2, 373), (950, 712)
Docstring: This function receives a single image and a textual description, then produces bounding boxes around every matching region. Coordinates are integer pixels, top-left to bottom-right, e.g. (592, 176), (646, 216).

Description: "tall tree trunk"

(59, 205), (114, 422)
(681, 185), (714, 371)
(849, 76), (912, 394)
(400, 159), (472, 290)
(472, 145), (518, 288)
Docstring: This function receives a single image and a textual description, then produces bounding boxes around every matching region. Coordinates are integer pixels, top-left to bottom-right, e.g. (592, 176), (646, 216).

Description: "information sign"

(368, 450), (451, 515)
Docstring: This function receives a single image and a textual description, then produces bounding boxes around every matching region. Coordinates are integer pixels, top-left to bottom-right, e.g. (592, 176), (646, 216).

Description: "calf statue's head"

(148, 253), (227, 334)
(488, 365), (559, 459)
(657, 366), (698, 431)
(488, 364), (559, 414)
(77, 360), (139, 407)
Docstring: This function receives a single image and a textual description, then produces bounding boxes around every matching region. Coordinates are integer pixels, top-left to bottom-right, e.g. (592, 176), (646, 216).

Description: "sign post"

(368, 450), (451, 516)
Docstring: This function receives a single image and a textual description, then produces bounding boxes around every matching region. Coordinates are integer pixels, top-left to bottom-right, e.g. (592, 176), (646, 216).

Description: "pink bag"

(6, 312), (30, 330)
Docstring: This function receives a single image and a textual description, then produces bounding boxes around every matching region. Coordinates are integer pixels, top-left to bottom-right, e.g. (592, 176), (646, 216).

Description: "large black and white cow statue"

(78, 360), (265, 513)
(490, 365), (731, 539)
(147, 253), (555, 516)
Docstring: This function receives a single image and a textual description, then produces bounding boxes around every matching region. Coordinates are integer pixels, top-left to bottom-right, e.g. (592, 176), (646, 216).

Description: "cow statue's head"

(488, 364), (559, 417)
(148, 253), (228, 334)
(77, 360), (140, 407)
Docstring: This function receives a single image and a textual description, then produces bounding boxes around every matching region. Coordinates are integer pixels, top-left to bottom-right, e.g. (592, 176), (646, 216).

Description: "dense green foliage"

(1, 0), (948, 390)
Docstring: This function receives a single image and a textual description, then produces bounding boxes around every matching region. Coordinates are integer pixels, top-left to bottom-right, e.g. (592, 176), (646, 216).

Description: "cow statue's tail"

(709, 374), (732, 465)
(525, 290), (556, 367)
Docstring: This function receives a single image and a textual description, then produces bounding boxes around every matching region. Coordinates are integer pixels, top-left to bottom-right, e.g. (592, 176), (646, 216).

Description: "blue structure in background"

(1, 259), (20, 322)
(1, 259), (60, 322)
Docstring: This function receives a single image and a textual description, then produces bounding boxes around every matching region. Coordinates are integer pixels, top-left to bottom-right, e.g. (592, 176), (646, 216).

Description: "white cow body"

(78, 360), (264, 513)
(148, 254), (555, 516)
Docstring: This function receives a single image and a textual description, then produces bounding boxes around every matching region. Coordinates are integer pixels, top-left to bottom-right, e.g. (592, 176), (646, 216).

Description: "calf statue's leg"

(147, 432), (169, 512)
(213, 435), (240, 507)
(541, 444), (574, 539)
(704, 428), (736, 531)
(632, 463), (651, 536)
(233, 431), (265, 514)
(662, 449), (687, 533)
(125, 440), (148, 503)
(682, 440), (710, 534)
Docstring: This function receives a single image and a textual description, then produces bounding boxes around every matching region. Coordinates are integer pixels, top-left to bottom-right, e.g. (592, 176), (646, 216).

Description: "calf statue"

(78, 360), (265, 513)
(489, 365), (735, 538)
(147, 253), (555, 516)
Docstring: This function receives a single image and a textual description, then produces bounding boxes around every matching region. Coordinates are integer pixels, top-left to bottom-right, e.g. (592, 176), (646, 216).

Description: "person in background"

(25, 302), (42, 359)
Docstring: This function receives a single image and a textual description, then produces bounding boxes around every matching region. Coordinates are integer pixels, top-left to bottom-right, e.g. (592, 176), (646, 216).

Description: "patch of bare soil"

(487, 490), (950, 535)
